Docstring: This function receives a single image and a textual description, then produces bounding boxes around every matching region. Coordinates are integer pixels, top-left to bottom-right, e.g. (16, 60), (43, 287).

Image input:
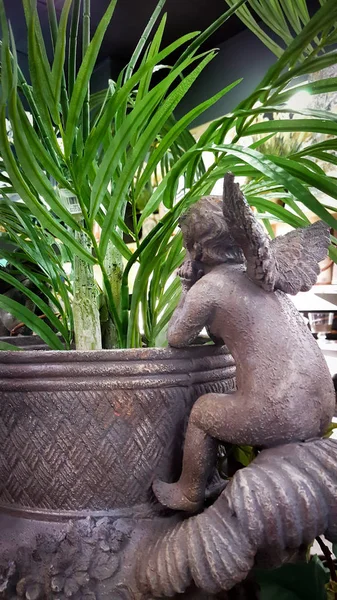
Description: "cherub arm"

(168, 261), (214, 348)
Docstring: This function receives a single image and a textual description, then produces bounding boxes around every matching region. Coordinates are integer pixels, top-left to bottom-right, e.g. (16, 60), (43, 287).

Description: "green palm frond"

(0, 0), (337, 349)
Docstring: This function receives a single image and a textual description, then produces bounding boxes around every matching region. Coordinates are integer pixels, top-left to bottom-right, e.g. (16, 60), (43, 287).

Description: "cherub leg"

(154, 391), (245, 512)
(153, 413), (218, 512)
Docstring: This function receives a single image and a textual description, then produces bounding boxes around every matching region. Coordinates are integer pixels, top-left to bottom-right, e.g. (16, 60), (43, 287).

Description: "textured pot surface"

(0, 345), (235, 516)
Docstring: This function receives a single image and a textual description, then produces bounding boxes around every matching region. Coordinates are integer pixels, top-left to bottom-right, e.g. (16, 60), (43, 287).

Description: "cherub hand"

(178, 259), (204, 290)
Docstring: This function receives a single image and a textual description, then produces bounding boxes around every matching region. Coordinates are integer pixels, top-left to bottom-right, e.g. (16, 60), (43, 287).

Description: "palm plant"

(1, 0), (337, 352)
(0, 0), (248, 350)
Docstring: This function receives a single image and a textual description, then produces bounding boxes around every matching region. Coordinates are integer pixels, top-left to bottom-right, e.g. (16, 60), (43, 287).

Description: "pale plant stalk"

(70, 0), (100, 350)
(73, 228), (102, 350)
(101, 239), (124, 348)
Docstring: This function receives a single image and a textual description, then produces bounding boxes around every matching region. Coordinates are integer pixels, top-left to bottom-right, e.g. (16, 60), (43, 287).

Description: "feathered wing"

(222, 172), (276, 291)
(271, 221), (330, 294)
(222, 173), (330, 295)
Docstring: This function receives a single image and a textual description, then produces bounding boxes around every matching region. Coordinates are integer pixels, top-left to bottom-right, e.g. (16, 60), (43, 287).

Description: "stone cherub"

(153, 172), (335, 512)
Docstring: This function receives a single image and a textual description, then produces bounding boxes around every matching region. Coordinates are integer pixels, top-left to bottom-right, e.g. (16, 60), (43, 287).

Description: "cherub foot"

(153, 478), (203, 513)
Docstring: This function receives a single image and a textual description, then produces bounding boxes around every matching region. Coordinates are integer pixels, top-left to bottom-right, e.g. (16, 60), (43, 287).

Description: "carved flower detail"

(46, 516), (131, 599)
(1, 516), (133, 600)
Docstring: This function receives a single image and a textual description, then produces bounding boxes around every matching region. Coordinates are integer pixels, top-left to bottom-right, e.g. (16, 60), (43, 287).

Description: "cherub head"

(179, 196), (244, 265)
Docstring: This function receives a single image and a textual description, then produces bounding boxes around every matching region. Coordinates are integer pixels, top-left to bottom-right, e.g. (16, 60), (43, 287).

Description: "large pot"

(0, 345), (235, 599)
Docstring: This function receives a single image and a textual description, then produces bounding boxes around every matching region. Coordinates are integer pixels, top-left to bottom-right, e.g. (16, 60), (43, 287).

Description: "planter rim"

(0, 344), (227, 363)
(0, 344), (235, 391)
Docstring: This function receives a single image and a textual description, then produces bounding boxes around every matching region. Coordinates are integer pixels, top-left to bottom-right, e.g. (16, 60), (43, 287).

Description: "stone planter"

(0, 345), (236, 599)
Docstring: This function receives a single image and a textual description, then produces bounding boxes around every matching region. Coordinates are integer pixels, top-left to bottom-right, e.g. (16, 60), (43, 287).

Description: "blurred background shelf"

(312, 285), (337, 294)
(290, 285), (337, 379)
(291, 285), (337, 311)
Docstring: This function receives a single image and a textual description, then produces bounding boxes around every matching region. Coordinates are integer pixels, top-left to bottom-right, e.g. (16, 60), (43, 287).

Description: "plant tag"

(66, 195), (82, 215)
(59, 189), (82, 216)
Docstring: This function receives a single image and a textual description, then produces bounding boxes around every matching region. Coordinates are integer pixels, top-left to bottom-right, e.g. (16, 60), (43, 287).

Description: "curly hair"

(179, 196), (244, 265)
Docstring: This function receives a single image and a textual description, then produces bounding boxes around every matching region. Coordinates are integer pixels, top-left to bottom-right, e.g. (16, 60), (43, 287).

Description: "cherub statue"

(153, 172), (335, 512)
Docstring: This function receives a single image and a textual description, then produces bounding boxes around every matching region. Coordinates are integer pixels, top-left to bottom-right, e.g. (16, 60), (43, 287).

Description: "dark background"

(3, 0), (321, 125)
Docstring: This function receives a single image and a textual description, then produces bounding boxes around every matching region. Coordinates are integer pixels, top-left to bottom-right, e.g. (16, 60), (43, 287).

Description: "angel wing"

(222, 173), (330, 295)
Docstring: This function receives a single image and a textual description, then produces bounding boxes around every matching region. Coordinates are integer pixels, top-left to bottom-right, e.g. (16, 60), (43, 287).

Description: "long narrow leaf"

(0, 247), (65, 318)
(292, 139), (337, 158)
(0, 296), (64, 350)
(64, 0), (118, 157)
(24, 0), (59, 124)
(136, 78), (243, 220)
(243, 119), (337, 138)
(274, 51), (337, 89)
(155, 276), (182, 318)
(68, 0), (81, 98)
(0, 341), (22, 351)
(124, 0), (166, 81)
(7, 37), (82, 232)
(210, 144), (337, 230)
(50, 0), (72, 117)
(224, 0), (283, 56)
(79, 31), (200, 181)
(0, 270), (69, 342)
(17, 101), (70, 189)
(135, 14), (167, 107)
(99, 52), (217, 256)
(0, 110), (95, 263)
(0, 19), (88, 259)
(247, 0), (293, 44)
(271, 78), (337, 105)
(261, 0), (337, 84)
(175, 0), (248, 67)
(246, 196), (307, 228)
(268, 155), (337, 202)
(91, 49), (212, 225)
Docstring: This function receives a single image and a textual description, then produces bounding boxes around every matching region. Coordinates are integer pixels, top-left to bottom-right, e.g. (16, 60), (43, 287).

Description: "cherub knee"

(190, 393), (219, 431)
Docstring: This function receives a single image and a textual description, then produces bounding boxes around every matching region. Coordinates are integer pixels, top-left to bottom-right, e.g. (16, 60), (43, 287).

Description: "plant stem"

(88, 227), (123, 346)
(67, 168), (123, 347)
(131, 186), (140, 249)
(102, 239), (123, 348)
(82, 0), (90, 143)
(316, 537), (337, 587)
(46, 0), (69, 124)
(68, 0), (81, 99)
(46, 0), (58, 50)
(124, 0), (166, 82)
(73, 227), (102, 350)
